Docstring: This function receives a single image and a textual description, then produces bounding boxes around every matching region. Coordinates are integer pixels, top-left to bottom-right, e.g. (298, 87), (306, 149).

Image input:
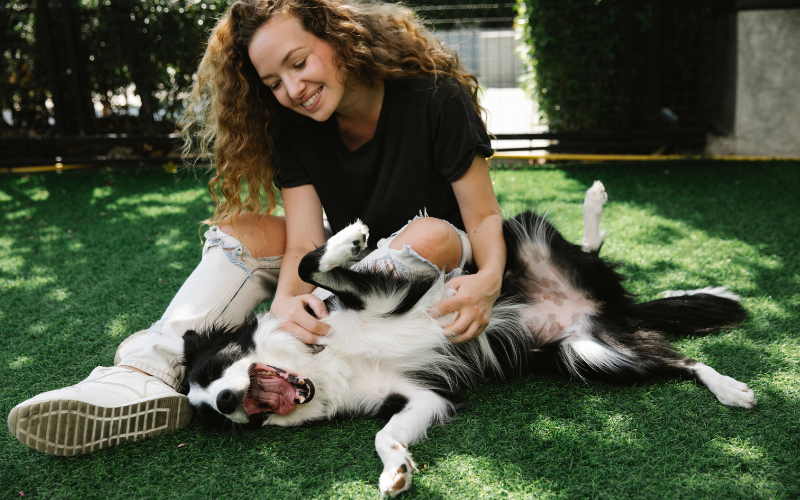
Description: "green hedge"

(515, 0), (709, 131)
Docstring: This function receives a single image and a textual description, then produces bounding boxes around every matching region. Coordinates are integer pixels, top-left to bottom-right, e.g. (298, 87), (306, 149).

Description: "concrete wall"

(708, 9), (800, 157)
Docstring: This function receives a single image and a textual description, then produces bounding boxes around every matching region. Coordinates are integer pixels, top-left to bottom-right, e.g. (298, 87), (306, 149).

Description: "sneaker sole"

(7, 396), (192, 456)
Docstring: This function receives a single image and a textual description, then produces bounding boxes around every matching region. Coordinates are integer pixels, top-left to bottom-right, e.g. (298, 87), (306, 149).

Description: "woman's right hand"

(269, 294), (330, 344)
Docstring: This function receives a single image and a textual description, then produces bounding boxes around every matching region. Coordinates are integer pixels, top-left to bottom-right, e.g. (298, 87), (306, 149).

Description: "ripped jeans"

(115, 217), (472, 391)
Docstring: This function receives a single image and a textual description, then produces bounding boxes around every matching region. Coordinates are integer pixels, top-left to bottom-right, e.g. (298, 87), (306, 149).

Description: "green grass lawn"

(2, 161), (799, 499)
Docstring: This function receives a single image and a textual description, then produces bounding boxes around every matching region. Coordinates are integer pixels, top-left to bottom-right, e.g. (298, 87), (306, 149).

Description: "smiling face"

(248, 12), (346, 121)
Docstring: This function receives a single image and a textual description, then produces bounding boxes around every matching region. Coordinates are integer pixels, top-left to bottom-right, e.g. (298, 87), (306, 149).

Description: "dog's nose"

(216, 389), (241, 414)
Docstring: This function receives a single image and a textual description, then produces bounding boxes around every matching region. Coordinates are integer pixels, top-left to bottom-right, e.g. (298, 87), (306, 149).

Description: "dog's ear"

(181, 329), (206, 371)
(181, 317), (260, 371)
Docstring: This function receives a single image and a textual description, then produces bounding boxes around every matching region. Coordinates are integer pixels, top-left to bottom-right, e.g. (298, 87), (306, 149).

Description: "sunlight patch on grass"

(168, 262), (187, 271)
(5, 208), (34, 221)
(759, 370), (800, 399)
(0, 189), (11, 202)
(4, 273), (55, 291)
(27, 188), (50, 201)
(138, 205), (191, 218)
(709, 437), (765, 463)
(426, 454), (554, 499)
(747, 296), (790, 322)
(46, 288), (70, 302)
(113, 189), (207, 207)
(106, 315), (133, 338)
(156, 228), (190, 251)
(9, 356), (33, 369)
(92, 186), (114, 200)
(0, 255), (24, 274)
(599, 413), (637, 445)
(599, 204), (783, 300)
(28, 320), (49, 335)
(326, 480), (377, 499)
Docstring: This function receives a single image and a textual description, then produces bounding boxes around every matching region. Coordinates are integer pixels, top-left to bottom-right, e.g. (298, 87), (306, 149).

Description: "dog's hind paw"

(319, 220), (369, 271)
(582, 180), (608, 253)
(379, 458), (415, 497)
(712, 375), (756, 408)
(694, 362), (756, 409)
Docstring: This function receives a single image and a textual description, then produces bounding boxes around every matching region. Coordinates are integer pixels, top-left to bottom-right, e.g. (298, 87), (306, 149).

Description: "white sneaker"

(7, 366), (191, 456)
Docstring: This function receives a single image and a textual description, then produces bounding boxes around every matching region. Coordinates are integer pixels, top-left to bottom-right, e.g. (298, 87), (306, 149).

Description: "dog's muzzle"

(243, 363), (315, 418)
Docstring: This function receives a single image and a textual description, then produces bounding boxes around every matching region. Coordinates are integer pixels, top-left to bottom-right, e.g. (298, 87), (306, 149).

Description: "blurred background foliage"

(1, 0), (227, 136)
(515, 0), (709, 131)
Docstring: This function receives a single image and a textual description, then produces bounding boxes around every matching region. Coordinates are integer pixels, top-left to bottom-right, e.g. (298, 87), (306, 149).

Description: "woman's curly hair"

(181, 0), (483, 223)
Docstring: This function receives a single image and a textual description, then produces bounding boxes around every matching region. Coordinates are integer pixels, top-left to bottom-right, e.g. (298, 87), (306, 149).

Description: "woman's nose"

(284, 75), (306, 102)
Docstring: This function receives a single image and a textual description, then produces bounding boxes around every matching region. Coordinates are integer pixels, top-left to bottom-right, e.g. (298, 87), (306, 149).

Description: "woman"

(7, 0), (505, 456)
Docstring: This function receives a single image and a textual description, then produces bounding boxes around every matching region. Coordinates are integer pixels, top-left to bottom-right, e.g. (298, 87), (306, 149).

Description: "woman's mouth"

(301, 87), (322, 110)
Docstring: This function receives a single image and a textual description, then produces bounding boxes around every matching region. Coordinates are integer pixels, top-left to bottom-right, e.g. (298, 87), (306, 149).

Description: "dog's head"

(182, 316), (316, 428)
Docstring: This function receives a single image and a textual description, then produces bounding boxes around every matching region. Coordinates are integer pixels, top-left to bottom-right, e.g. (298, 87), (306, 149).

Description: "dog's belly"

(517, 243), (598, 346)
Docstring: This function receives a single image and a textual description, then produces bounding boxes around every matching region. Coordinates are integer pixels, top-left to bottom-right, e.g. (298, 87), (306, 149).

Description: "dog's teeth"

(297, 396), (306, 403)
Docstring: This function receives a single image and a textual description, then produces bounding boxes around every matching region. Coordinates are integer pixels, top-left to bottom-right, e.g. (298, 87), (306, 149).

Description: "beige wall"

(708, 9), (800, 157)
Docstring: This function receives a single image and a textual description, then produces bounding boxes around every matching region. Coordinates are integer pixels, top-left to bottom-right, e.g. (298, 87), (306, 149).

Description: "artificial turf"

(1, 160), (798, 499)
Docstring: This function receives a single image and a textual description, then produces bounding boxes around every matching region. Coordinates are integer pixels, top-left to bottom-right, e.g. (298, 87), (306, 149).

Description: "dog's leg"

(582, 180), (608, 253)
(318, 220), (370, 272)
(298, 221), (370, 296)
(689, 361), (756, 408)
(375, 389), (452, 497)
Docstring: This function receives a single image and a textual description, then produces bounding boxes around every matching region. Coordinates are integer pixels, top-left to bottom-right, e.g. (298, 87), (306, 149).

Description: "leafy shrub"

(515, 0), (709, 131)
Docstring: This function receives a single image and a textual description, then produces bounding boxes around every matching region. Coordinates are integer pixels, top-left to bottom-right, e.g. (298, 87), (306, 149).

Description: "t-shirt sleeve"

(272, 132), (312, 189)
(432, 81), (494, 182)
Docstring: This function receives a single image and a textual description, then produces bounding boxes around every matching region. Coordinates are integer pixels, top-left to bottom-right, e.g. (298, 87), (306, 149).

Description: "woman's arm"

(270, 184), (331, 343)
(434, 154), (506, 343)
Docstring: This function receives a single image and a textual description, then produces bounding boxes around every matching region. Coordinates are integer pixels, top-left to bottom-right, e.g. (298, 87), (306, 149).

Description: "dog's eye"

(206, 359), (226, 381)
(191, 356), (230, 388)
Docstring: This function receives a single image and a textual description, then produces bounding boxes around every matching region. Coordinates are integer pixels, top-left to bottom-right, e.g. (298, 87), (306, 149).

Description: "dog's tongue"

(244, 363), (314, 417)
(244, 365), (297, 416)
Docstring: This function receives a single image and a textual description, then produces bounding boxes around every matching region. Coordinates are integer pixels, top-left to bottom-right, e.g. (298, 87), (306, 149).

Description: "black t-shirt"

(273, 77), (493, 247)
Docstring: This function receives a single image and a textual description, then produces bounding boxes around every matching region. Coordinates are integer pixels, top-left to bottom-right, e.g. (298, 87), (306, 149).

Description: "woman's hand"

(431, 270), (502, 343)
(269, 293), (330, 344)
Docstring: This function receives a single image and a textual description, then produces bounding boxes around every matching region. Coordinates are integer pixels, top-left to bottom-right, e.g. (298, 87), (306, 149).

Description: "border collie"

(183, 182), (754, 497)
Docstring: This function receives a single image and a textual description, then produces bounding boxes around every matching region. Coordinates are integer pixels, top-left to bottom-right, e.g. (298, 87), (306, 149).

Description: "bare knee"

(388, 217), (462, 272)
(219, 213), (286, 258)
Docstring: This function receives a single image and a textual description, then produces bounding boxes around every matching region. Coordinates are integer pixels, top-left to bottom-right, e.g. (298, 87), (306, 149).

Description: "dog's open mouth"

(243, 363), (315, 417)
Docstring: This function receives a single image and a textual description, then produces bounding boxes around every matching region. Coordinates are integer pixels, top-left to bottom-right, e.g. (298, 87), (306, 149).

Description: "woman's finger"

(450, 322), (481, 344)
(280, 321), (322, 344)
(442, 309), (474, 336)
(301, 294), (329, 319)
(428, 296), (462, 318)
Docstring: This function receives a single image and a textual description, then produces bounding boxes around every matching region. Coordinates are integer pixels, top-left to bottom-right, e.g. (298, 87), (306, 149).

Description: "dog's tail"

(629, 291), (746, 337)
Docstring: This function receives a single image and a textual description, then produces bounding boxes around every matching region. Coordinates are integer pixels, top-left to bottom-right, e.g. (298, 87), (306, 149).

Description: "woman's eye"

(294, 58), (306, 70)
(269, 81), (281, 91)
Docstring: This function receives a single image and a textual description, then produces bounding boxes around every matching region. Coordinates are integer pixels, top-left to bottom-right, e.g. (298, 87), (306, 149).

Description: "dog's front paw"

(319, 220), (369, 271)
(379, 455), (415, 497)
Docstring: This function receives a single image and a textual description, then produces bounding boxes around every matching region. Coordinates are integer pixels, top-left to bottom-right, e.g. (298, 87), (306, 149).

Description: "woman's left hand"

(430, 271), (502, 343)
